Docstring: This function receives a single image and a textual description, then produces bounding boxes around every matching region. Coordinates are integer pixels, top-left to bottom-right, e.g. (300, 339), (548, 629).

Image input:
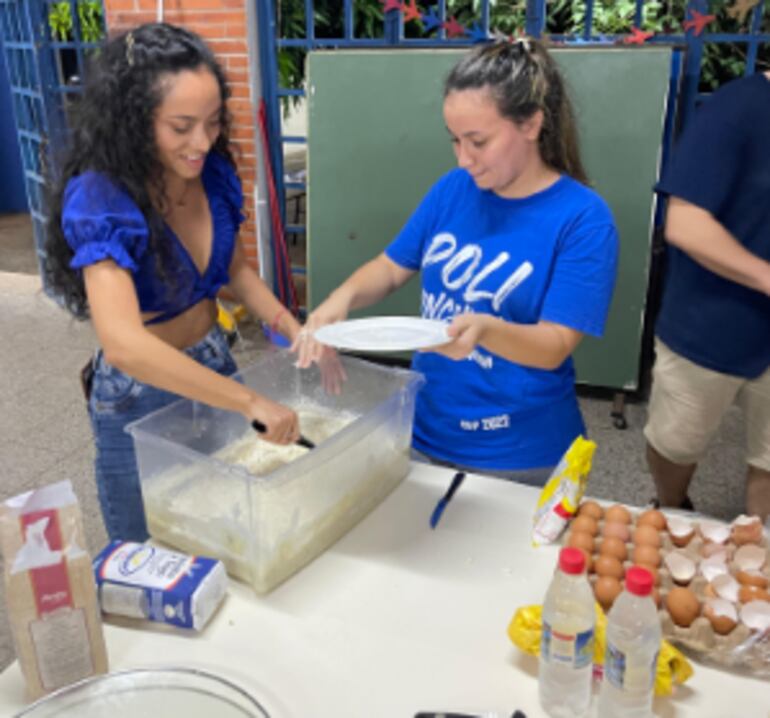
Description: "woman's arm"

(295, 253), (415, 367)
(434, 313), (583, 370)
(83, 260), (299, 444)
(665, 197), (770, 296)
(227, 239), (303, 342)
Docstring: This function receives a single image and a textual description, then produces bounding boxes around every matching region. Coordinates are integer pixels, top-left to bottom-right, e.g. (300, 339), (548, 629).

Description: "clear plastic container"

(539, 547), (595, 718)
(598, 566), (661, 718)
(13, 667), (272, 717)
(126, 350), (424, 594)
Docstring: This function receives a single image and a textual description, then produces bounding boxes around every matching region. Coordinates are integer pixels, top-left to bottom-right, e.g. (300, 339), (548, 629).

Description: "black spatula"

(251, 420), (315, 450)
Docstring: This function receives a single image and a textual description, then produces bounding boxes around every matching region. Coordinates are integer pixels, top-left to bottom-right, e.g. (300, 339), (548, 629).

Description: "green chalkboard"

(306, 47), (672, 390)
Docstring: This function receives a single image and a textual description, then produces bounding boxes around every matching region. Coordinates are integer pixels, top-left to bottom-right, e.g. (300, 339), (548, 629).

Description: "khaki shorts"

(644, 339), (770, 471)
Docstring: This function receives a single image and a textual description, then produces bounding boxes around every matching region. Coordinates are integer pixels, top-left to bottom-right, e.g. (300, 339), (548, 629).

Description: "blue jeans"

(87, 326), (237, 542)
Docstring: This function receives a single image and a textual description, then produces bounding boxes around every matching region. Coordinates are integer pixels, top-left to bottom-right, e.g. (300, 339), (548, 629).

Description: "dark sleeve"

(62, 172), (149, 271)
(656, 96), (745, 217)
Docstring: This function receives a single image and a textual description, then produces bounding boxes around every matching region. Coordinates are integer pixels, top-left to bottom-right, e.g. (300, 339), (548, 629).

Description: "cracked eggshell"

(663, 551), (696, 586)
(731, 515), (764, 546)
(666, 516), (695, 547)
(738, 585), (770, 604)
(700, 554), (729, 583)
(699, 520), (730, 546)
(709, 574), (741, 603)
(740, 600), (770, 632)
(736, 569), (769, 590)
(703, 598), (738, 635)
(734, 544), (767, 572)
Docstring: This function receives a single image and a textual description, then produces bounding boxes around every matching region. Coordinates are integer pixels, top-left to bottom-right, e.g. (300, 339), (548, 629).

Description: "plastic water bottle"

(539, 547), (595, 718)
(598, 565), (662, 718)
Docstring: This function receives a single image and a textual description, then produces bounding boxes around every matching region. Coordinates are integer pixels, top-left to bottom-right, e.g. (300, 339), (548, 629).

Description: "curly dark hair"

(44, 23), (235, 319)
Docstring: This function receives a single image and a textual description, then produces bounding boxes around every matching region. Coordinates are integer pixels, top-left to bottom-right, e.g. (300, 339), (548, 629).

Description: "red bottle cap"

(559, 547), (586, 575)
(625, 566), (654, 596)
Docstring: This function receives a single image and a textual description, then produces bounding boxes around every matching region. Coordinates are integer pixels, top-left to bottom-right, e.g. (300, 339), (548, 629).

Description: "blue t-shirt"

(655, 73), (770, 378)
(62, 151), (244, 324)
(386, 169), (618, 470)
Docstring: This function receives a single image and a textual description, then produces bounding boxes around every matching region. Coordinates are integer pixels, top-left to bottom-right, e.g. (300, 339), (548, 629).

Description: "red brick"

(225, 56), (248, 68)
(228, 83), (251, 99)
(208, 38), (248, 54)
(112, 11), (157, 25)
(105, 0), (136, 10)
(225, 69), (249, 84)
(225, 23), (247, 38)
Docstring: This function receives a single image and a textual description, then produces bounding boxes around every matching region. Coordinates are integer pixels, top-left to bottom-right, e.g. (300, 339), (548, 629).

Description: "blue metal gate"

(0, 0), (103, 283)
(255, 0), (769, 305)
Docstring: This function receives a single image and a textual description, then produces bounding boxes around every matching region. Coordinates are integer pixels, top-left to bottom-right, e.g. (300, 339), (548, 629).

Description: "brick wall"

(102, 0), (260, 268)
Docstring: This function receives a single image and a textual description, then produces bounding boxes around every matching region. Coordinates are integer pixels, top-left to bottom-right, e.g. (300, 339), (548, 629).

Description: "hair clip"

(125, 32), (135, 67)
(513, 36), (531, 54)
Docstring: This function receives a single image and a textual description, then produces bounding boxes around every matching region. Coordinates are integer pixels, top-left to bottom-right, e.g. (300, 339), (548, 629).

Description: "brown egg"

(738, 585), (770, 604)
(736, 570), (769, 590)
(567, 530), (595, 556)
(594, 554), (624, 580)
(578, 500), (603, 521)
(605, 504), (632, 525)
(633, 524), (661, 548)
(637, 509), (667, 531)
(599, 536), (628, 562)
(665, 587), (700, 627)
(703, 603), (737, 635)
(594, 576), (622, 611)
(632, 544), (661, 568)
(571, 515), (599, 537)
(651, 587), (661, 607)
(602, 521), (630, 542)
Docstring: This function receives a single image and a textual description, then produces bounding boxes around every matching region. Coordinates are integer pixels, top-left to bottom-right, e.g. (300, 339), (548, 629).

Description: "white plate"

(313, 317), (450, 352)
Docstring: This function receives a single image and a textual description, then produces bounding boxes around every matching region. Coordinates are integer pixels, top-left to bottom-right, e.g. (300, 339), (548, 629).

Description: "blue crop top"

(62, 151), (244, 324)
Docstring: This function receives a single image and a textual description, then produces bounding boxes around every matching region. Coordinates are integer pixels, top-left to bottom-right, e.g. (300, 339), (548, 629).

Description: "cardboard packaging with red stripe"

(0, 480), (108, 701)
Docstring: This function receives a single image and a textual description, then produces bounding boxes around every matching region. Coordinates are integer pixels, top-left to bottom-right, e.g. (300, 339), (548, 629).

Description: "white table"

(1, 463), (768, 717)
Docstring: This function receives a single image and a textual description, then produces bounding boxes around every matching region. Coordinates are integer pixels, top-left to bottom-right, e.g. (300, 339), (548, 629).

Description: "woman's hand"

(244, 393), (300, 445)
(291, 294), (350, 369)
(429, 313), (492, 360)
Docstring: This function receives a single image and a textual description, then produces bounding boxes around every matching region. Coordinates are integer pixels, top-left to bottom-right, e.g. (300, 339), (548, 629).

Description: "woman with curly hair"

(45, 23), (303, 541)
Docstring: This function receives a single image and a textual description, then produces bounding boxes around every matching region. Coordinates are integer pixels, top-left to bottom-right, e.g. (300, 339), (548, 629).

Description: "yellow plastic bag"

(531, 435), (596, 545)
(507, 603), (693, 696)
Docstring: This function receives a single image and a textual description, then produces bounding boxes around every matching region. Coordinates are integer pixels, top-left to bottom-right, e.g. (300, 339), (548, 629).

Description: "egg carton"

(656, 532), (770, 678)
(565, 505), (770, 677)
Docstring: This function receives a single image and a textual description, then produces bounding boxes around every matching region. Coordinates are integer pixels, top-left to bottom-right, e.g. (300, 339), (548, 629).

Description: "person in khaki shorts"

(644, 72), (770, 522)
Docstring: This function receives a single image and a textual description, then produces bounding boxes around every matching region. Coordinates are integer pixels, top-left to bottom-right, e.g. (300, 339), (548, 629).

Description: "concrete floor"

(0, 212), (750, 675)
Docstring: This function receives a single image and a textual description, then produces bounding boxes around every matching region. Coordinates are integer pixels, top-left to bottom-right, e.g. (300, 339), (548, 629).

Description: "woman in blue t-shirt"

(45, 24), (304, 541)
(298, 40), (618, 484)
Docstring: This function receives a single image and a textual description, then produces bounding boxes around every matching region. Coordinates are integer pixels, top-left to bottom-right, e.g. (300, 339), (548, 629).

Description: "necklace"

(175, 181), (192, 207)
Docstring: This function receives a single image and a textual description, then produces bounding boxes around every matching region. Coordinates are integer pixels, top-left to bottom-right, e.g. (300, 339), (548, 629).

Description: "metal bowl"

(14, 667), (272, 717)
